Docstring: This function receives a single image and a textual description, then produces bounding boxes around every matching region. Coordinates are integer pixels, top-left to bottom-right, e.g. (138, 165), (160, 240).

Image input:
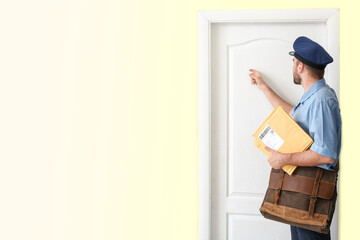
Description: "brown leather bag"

(259, 166), (338, 234)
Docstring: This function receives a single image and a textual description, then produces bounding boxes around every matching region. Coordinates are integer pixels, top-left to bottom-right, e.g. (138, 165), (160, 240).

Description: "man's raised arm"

(249, 69), (294, 116)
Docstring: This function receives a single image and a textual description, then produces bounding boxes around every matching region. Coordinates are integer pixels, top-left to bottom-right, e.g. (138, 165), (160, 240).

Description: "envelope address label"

(258, 125), (284, 151)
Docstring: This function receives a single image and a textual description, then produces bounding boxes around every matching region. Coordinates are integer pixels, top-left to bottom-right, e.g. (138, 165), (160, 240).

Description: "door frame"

(198, 9), (339, 240)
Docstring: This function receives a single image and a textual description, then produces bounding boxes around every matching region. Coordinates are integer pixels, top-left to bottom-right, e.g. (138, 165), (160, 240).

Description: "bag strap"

(308, 167), (324, 216)
(272, 169), (285, 205)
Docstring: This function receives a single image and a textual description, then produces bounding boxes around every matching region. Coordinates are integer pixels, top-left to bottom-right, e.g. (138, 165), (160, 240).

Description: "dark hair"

(295, 59), (324, 80)
(304, 65), (325, 80)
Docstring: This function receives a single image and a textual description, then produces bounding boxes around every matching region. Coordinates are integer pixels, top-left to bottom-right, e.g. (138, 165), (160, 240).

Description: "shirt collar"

(299, 78), (326, 104)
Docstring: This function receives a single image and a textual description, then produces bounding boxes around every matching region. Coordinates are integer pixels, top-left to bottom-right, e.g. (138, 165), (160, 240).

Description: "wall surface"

(0, 0), (358, 240)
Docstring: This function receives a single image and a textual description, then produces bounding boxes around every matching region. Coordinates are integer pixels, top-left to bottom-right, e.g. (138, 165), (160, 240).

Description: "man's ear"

(298, 62), (305, 73)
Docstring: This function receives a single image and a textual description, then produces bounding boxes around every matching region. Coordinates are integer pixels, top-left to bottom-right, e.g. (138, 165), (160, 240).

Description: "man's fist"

(249, 69), (267, 91)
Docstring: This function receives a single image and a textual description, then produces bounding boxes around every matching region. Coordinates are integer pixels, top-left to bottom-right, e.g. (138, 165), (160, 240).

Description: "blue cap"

(289, 36), (333, 69)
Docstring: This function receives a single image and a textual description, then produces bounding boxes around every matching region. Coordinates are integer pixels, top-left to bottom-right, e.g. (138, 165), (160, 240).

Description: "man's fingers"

(249, 73), (258, 81)
(249, 74), (256, 83)
(265, 146), (273, 152)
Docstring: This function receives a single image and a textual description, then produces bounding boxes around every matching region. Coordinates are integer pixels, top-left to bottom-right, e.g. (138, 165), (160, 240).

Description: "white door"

(210, 21), (339, 239)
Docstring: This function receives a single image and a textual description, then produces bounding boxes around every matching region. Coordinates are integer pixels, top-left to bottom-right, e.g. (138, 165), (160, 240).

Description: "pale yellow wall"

(0, 0), (358, 239)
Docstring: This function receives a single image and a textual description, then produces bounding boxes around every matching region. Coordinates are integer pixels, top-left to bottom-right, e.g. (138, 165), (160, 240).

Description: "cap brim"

(289, 51), (295, 56)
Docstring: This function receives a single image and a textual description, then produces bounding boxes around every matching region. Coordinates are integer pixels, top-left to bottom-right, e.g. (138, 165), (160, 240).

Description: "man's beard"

(293, 70), (302, 85)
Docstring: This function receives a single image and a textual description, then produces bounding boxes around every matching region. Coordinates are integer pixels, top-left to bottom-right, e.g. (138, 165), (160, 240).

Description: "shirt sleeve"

(308, 100), (339, 160)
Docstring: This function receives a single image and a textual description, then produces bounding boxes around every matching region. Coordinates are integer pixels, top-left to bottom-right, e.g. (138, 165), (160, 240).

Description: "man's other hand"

(264, 146), (287, 169)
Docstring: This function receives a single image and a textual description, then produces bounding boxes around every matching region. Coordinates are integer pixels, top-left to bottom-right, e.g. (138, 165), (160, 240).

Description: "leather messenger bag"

(260, 166), (338, 234)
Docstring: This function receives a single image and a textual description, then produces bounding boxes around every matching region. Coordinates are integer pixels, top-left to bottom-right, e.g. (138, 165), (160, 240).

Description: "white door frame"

(198, 9), (339, 240)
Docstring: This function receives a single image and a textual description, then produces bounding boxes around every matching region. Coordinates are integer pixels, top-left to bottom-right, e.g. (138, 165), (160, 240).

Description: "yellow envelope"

(252, 105), (314, 175)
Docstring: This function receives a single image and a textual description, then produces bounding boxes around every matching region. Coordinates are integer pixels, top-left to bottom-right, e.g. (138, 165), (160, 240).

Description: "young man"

(249, 36), (342, 240)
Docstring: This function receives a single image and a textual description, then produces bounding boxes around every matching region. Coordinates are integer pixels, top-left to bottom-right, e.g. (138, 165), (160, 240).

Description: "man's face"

(292, 58), (302, 85)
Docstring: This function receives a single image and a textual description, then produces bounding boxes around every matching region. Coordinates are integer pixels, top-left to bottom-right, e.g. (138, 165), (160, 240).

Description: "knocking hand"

(249, 69), (267, 91)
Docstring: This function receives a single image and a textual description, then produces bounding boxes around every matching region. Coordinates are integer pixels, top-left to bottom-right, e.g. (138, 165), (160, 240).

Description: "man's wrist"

(259, 83), (269, 92)
(283, 153), (293, 166)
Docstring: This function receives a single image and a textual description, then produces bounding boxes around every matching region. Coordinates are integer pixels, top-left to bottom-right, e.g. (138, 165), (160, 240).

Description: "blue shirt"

(291, 78), (342, 171)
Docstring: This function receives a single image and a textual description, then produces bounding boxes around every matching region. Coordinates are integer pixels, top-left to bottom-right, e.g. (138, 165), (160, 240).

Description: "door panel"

(211, 22), (338, 239)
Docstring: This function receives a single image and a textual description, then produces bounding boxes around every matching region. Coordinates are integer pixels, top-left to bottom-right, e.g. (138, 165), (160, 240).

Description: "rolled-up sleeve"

(308, 100), (339, 160)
